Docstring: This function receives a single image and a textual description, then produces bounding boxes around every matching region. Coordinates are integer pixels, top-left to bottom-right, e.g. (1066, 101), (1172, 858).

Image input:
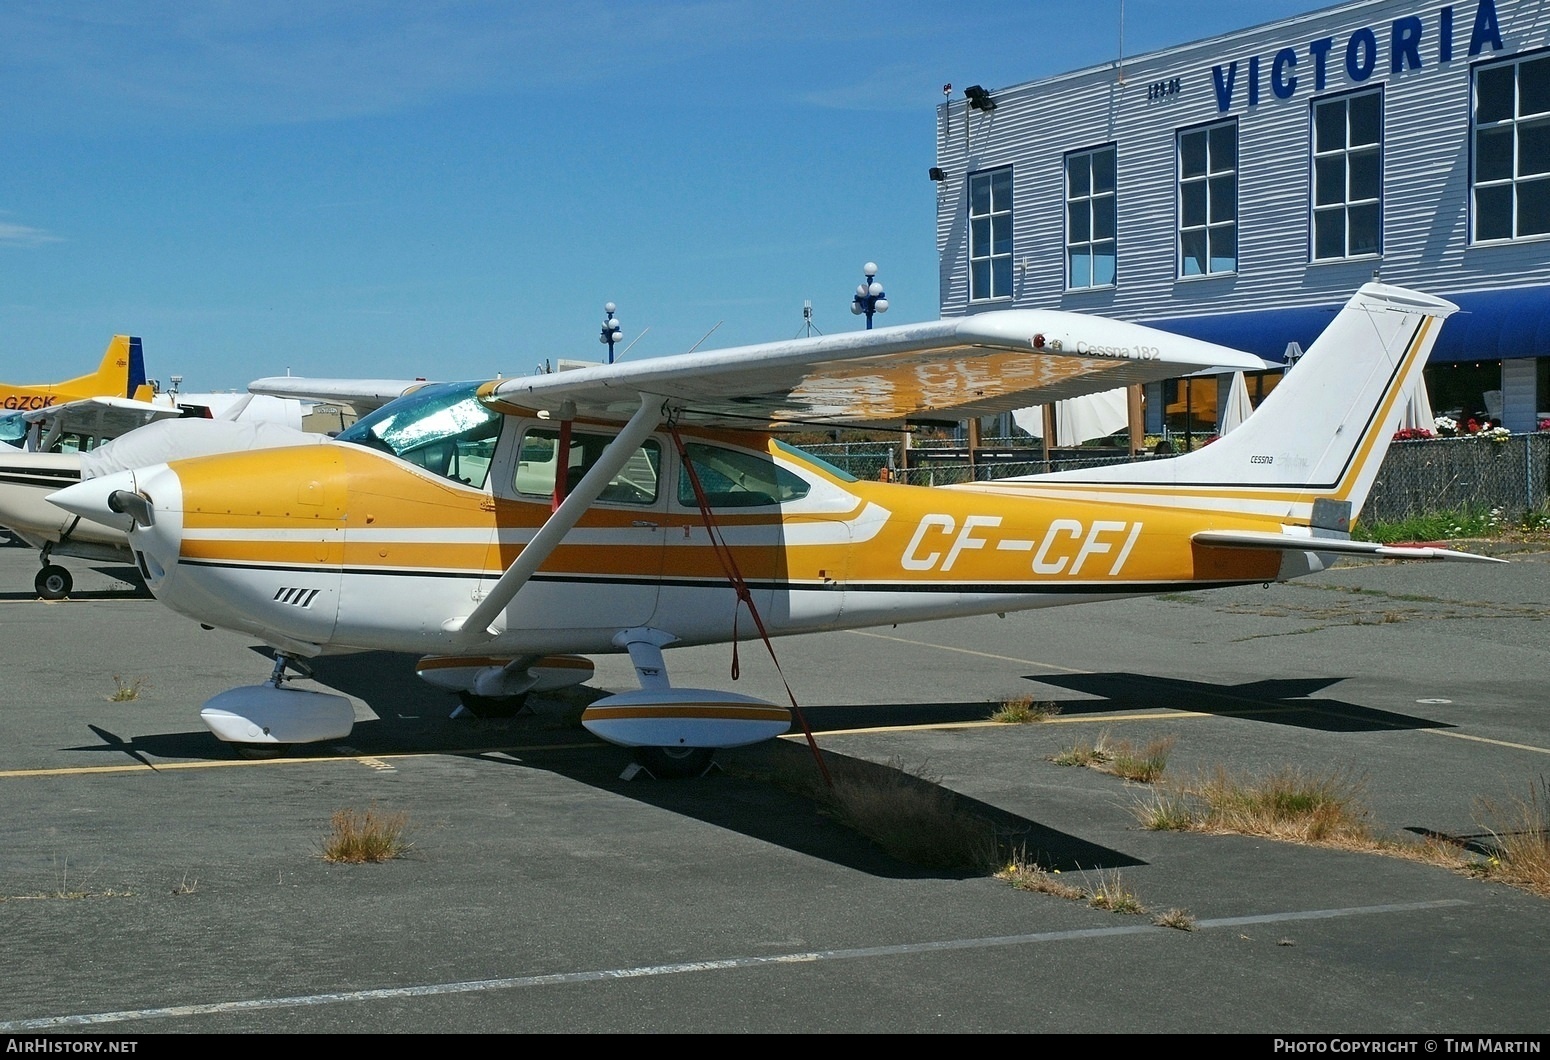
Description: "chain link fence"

(1364, 434), (1550, 522)
(800, 435), (1550, 518)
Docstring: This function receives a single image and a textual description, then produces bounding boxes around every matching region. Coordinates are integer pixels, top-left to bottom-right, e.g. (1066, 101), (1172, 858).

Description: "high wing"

(482, 311), (1272, 427)
(15, 396), (183, 450)
(247, 377), (435, 417)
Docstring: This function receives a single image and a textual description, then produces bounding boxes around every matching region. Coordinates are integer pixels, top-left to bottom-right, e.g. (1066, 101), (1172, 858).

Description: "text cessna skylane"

(51, 284), (1498, 776)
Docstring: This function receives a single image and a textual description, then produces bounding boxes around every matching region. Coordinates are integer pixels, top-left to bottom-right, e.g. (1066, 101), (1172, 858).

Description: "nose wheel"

(35, 564), (72, 600)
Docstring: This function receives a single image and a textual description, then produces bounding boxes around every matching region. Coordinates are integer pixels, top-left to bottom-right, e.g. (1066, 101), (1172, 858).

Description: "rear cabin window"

(677, 442), (810, 508)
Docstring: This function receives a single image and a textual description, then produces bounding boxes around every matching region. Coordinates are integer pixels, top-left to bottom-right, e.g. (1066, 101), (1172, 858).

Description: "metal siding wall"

(936, 0), (1550, 325)
(1503, 356), (1539, 430)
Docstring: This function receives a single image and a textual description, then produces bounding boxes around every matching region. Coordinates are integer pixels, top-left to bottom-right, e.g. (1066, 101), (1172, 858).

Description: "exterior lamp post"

(600, 302), (622, 364)
(850, 262), (888, 330)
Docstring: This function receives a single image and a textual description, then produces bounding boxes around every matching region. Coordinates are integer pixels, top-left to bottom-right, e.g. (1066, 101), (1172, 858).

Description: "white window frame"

(1177, 120), (1238, 277)
(1471, 51), (1550, 243)
(1065, 145), (1117, 290)
(1311, 87), (1384, 260)
(968, 167), (1014, 301)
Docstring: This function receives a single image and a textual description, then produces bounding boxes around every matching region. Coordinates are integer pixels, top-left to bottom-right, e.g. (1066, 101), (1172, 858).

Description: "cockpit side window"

(335, 382), (502, 489)
(513, 427), (661, 506)
(677, 442), (810, 508)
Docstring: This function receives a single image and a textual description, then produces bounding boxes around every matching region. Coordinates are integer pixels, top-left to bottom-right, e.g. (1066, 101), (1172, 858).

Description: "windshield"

(0, 413), (26, 446)
(336, 381), (502, 489)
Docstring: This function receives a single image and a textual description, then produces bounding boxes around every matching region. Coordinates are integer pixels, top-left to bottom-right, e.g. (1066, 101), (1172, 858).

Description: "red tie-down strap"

(667, 422), (832, 787)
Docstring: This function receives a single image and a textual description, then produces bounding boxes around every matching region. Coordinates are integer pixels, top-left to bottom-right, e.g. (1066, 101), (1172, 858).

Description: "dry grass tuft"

(989, 696), (1061, 724)
(823, 757), (1002, 870)
(994, 848), (1148, 914)
(1171, 766), (1374, 844)
(995, 847), (1085, 899)
(1137, 766), (1550, 901)
(321, 806), (412, 864)
(108, 675), (149, 702)
(1051, 731), (1175, 783)
(1108, 736), (1177, 784)
(1153, 907), (1197, 931)
(1084, 868), (1145, 913)
(753, 750), (1003, 871)
(1050, 730), (1114, 768)
(1471, 777), (1550, 898)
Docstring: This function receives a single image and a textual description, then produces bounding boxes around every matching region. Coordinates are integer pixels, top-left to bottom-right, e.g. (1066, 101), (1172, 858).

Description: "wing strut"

(447, 395), (665, 646)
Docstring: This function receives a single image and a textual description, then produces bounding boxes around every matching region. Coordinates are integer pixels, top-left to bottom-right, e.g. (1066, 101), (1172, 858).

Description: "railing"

(798, 434), (1550, 518)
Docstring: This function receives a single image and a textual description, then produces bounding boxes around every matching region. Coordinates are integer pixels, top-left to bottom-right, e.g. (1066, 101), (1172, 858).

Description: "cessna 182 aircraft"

(50, 283), (1498, 776)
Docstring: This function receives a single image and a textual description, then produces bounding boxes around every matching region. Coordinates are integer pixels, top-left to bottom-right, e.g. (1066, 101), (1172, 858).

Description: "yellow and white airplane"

(50, 283), (1498, 775)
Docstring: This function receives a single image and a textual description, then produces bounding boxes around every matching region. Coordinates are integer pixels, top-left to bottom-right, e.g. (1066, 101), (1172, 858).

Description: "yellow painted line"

(844, 629), (1092, 674)
(0, 741), (605, 780)
(786, 710), (1211, 738)
(1423, 729), (1550, 755)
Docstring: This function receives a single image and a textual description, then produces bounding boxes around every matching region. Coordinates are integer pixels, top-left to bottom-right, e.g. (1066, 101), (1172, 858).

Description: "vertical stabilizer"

(1030, 283), (1457, 521)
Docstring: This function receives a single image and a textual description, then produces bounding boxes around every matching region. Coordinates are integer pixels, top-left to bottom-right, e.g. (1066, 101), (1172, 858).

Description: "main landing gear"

(632, 746), (717, 780)
(35, 564), (72, 600)
(579, 629), (791, 781)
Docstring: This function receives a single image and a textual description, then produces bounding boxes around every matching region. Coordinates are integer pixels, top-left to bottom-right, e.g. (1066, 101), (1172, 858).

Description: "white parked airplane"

(51, 284), (1498, 775)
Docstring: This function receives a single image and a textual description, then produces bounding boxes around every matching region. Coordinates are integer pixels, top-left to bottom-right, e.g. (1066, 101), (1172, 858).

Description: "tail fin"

(1034, 283), (1457, 522)
(50, 335), (144, 399)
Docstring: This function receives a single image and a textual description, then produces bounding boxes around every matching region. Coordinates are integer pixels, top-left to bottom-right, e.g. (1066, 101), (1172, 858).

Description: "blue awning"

(1150, 284), (1550, 365)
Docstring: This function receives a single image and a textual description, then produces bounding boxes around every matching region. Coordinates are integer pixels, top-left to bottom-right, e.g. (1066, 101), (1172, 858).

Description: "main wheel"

(35, 565), (72, 600)
(634, 746), (715, 779)
(455, 690), (529, 718)
(232, 743), (294, 760)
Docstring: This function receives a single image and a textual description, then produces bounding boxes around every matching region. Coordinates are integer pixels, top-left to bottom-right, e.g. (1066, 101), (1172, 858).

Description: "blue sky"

(1, 1), (1333, 391)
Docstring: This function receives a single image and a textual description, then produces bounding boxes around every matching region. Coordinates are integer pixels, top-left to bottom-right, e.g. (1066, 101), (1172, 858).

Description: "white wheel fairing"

(581, 688), (791, 749)
(200, 685), (355, 745)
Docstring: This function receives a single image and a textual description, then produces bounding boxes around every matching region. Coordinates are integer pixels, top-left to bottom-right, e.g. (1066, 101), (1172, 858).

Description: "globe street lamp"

(600, 302), (622, 364)
(850, 262), (888, 330)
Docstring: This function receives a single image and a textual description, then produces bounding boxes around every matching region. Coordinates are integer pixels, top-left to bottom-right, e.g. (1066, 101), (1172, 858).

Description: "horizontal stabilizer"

(1193, 529), (1504, 564)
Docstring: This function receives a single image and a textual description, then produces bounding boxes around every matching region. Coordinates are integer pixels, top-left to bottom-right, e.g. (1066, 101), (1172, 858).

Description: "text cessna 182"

(50, 283), (1498, 776)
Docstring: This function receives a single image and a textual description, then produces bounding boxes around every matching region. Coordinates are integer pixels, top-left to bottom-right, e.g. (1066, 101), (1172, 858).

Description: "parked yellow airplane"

(0, 335), (151, 413)
(51, 284), (1498, 774)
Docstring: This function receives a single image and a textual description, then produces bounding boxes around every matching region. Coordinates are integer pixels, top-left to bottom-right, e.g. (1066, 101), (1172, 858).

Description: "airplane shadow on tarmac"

(67, 651), (1452, 878)
(1023, 672), (1451, 732)
(66, 647), (1146, 880)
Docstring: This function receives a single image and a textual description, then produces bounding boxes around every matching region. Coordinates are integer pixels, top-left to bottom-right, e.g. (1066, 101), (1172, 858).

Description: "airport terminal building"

(934, 0), (1550, 438)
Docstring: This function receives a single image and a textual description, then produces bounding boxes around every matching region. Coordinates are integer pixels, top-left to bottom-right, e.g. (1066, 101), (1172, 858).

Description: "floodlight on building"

(964, 84), (997, 111)
(928, 166), (946, 182)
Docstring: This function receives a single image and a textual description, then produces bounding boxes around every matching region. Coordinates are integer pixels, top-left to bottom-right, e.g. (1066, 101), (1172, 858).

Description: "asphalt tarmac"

(1, 542), (1547, 1036)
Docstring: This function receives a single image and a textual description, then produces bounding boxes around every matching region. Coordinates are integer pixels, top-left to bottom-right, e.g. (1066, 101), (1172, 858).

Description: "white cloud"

(0, 219), (62, 247)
